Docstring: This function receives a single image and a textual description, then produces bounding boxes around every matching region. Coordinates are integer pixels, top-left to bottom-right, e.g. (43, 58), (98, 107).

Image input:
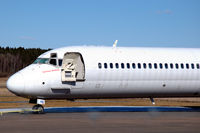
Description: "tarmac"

(0, 111), (199, 133)
(0, 106), (200, 133)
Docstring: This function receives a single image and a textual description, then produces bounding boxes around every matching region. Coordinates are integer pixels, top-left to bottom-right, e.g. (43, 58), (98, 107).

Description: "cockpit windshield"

(33, 58), (49, 64)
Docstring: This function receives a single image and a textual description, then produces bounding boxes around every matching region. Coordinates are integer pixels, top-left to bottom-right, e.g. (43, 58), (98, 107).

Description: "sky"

(0, 0), (199, 49)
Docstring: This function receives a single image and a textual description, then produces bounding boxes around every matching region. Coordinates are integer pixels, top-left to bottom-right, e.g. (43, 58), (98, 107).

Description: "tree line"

(0, 46), (50, 77)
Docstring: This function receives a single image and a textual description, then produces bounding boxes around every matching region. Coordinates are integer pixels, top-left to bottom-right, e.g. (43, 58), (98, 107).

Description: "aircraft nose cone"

(7, 73), (25, 95)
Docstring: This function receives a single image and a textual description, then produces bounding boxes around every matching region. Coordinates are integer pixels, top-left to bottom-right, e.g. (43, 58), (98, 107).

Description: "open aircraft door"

(61, 52), (85, 82)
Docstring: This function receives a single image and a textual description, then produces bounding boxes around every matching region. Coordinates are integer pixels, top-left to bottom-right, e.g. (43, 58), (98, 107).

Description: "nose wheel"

(32, 104), (44, 114)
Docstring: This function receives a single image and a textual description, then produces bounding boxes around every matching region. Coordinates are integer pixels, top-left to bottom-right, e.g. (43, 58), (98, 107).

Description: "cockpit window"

(58, 59), (63, 66)
(33, 58), (49, 64)
(49, 59), (57, 66)
(33, 57), (63, 67)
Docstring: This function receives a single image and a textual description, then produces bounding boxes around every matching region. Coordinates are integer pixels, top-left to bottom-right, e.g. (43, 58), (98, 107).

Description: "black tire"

(32, 104), (45, 114)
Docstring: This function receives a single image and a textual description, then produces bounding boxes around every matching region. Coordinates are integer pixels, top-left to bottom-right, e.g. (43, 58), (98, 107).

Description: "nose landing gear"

(30, 99), (45, 114)
(32, 104), (44, 114)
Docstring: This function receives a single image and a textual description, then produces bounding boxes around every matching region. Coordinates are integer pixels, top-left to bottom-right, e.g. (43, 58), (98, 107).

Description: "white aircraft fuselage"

(6, 46), (200, 101)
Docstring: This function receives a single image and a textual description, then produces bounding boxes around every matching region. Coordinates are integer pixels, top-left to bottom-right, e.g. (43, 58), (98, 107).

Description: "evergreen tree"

(0, 46), (50, 77)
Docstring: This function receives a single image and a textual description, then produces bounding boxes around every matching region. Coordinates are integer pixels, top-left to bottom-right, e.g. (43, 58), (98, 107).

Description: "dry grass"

(1, 77), (200, 108)
(0, 77), (7, 88)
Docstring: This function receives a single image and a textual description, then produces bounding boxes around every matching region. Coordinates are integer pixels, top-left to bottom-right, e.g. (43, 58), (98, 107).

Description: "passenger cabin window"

(191, 63), (194, 69)
(127, 63), (130, 69)
(110, 63), (113, 69)
(175, 63), (179, 69)
(121, 63), (124, 69)
(143, 63), (146, 69)
(197, 64), (200, 69)
(115, 63), (119, 68)
(170, 63), (173, 69)
(181, 63), (184, 69)
(49, 59), (57, 66)
(98, 63), (102, 69)
(148, 63), (152, 69)
(186, 63), (189, 69)
(159, 63), (163, 69)
(154, 63), (157, 69)
(132, 63), (136, 69)
(97, 62), (200, 70)
(138, 63), (141, 69)
(165, 63), (168, 69)
(104, 63), (107, 69)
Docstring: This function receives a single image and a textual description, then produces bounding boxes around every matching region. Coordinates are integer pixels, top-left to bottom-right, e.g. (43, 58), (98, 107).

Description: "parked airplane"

(6, 43), (200, 113)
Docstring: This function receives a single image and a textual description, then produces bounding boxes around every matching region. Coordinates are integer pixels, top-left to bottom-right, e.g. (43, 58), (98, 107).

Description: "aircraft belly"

(66, 80), (200, 98)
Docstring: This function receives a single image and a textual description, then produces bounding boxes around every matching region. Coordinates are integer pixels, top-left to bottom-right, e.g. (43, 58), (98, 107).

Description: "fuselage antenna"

(113, 40), (118, 48)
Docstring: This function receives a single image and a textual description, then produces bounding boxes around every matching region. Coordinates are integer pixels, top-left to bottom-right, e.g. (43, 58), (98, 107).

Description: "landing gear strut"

(32, 104), (44, 114)
(150, 97), (155, 105)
